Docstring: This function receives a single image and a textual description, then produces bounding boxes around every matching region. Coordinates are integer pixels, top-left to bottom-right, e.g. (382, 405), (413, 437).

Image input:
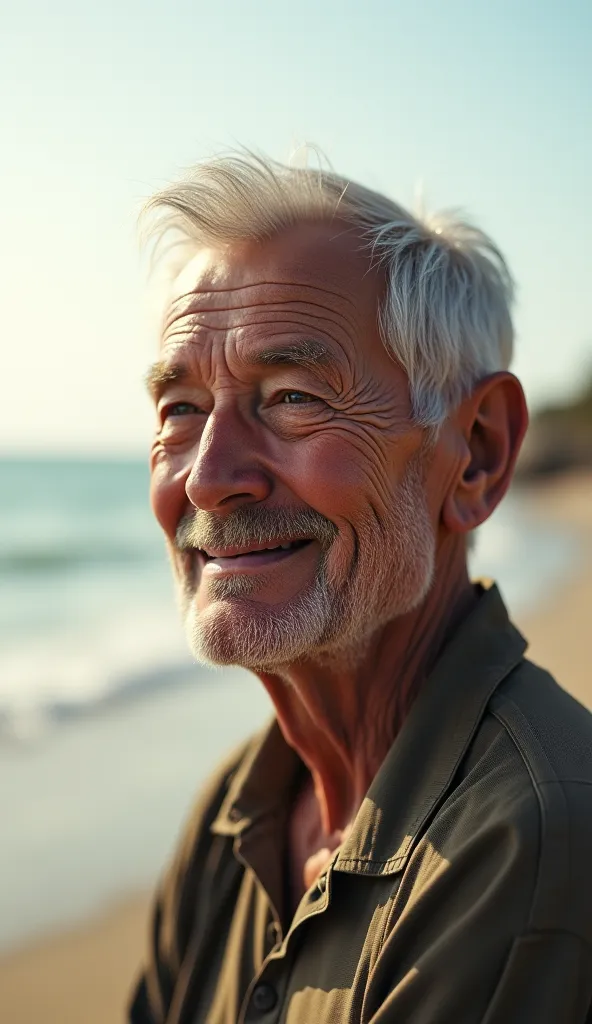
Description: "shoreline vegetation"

(516, 371), (592, 481)
(0, 466), (591, 1023)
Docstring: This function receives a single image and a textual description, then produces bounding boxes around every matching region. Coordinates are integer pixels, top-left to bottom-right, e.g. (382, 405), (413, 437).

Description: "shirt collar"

(211, 582), (527, 875)
(211, 716), (302, 838)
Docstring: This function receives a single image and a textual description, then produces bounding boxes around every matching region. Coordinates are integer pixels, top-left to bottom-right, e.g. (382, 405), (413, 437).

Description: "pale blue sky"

(1, 0), (590, 453)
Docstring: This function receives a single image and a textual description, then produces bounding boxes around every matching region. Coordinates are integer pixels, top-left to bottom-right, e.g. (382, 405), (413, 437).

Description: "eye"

(163, 401), (202, 418)
(281, 391), (318, 404)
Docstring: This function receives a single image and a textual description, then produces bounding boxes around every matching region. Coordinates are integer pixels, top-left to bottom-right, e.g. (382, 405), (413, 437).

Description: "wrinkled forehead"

(162, 220), (384, 339)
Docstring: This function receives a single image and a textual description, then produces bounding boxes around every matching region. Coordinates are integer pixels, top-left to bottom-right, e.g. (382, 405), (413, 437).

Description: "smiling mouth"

(198, 539), (313, 573)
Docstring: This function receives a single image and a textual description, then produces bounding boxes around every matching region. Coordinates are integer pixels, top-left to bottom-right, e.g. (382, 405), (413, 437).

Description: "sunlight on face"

(177, 453), (435, 670)
(150, 223), (436, 671)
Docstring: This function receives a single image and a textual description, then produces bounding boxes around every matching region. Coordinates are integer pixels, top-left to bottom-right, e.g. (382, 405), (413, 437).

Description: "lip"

(198, 539), (314, 575)
(200, 537), (312, 559)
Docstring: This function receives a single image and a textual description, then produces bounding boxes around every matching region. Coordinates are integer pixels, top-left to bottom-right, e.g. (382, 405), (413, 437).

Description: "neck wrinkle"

(259, 537), (476, 836)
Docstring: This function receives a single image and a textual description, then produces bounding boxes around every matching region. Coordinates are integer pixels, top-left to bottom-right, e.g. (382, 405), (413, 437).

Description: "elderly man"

(129, 154), (592, 1023)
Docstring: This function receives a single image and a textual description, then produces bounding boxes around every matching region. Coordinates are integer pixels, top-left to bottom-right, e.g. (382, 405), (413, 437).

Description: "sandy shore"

(519, 472), (592, 709)
(1, 472), (590, 1024)
(0, 895), (150, 1024)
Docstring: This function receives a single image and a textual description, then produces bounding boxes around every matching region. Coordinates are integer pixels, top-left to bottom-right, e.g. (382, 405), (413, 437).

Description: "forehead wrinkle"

(176, 300), (358, 332)
(162, 300), (358, 343)
(169, 293), (359, 319)
(161, 280), (363, 344)
(162, 323), (346, 368)
(169, 279), (360, 311)
(163, 279), (361, 335)
(162, 310), (356, 348)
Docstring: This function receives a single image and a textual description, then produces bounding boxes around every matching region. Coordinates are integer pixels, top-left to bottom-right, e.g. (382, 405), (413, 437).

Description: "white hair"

(142, 150), (514, 428)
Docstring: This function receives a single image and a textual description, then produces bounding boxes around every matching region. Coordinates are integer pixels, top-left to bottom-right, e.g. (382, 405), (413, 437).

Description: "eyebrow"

(145, 339), (337, 403)
(246, 339), (335, 371)
(144, 362), (189, 402)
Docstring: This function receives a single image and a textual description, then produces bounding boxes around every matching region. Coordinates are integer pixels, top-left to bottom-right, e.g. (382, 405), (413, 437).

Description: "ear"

(442, 372), (528, 535)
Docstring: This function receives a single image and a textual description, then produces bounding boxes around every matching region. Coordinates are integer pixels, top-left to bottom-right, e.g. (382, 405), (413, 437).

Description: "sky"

(1, 0), (591, 455)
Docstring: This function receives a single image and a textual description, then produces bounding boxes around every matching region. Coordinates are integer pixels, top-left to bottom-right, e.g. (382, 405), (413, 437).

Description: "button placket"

(288, 865), (332, 936)
(240, 866), (333, 1022)
(241, 959), (286, 1024)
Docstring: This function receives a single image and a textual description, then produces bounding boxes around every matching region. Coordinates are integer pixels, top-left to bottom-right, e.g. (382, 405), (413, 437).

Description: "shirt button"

(252, 983), (278, 1013)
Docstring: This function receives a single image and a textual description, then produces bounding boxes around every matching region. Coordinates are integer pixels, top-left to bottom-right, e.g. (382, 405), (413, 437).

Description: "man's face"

(149, 222), (437, 669)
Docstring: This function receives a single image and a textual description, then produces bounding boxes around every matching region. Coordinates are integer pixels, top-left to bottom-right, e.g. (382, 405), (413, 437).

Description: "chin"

(182, 587), (336, 670)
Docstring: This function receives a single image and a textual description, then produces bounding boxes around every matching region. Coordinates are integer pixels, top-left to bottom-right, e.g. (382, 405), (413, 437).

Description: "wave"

(0, 592), (195, 742)
(0, 544), (155, 575)
(0, 656), (198, 743)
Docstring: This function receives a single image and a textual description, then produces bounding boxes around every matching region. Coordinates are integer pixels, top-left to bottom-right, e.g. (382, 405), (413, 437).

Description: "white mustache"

(175, 506), (337, 553)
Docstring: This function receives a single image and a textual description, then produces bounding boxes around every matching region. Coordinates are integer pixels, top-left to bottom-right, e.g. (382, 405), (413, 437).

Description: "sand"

(1, 472), (590, 1024)
(0, 895), (150, 1024)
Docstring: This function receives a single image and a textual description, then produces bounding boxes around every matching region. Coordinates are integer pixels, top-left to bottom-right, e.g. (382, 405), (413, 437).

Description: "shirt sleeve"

(127, 739), (252, 1023)
(365, 781), (592, 1024)
(368, 929), (592, 1024)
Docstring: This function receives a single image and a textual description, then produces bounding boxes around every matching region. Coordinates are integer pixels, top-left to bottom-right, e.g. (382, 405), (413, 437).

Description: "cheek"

(150, 455), (189, 541)
(284, 436), (395, 580)
(291, 433), (392, 518)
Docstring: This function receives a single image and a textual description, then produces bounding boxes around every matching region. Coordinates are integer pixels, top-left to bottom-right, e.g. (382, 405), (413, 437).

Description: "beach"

(0, 471), (590, 1024)
(518, 473), (592, 709)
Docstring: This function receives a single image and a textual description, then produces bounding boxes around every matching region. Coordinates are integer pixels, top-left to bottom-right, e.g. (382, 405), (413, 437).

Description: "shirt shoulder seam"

(489, 692), (557, 786)
(489, 693), (586, 935)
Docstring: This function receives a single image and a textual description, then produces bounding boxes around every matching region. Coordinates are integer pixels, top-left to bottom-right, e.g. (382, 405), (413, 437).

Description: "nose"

(185, 404), (272, 513)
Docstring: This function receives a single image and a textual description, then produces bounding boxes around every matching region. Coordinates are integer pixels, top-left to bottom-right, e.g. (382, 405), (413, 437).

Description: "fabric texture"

(128, 583), (592, 1023)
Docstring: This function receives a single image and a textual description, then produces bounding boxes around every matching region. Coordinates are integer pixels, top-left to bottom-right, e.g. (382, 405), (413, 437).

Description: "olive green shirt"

(129, 584), (592, 1023)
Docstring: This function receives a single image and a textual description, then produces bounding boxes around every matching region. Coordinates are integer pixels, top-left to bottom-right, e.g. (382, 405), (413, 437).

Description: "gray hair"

(142, 151), (514, 428)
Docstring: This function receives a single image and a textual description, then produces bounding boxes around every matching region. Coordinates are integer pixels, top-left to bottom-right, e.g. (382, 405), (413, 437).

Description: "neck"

(258, 539), (477, 836)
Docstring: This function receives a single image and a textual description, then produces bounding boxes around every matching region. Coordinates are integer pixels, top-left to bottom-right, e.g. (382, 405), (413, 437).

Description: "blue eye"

(282, 391), (316, 404)
(165, 402), (200, 417)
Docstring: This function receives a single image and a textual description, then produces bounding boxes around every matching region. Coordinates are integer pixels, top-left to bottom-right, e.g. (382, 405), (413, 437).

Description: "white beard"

(178, 455), (435, 671)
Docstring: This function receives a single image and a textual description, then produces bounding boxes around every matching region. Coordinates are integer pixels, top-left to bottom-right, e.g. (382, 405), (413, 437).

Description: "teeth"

(202, 542), (298, 557)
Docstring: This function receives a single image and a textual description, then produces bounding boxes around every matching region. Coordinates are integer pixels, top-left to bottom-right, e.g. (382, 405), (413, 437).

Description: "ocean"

(0, 455), (576, 743)
(0, 457), (192, 742)
(0, 455), (578, 952)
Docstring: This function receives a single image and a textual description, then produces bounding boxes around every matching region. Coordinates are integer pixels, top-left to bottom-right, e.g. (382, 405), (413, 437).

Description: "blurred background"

(1, 1), (591, 1020)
